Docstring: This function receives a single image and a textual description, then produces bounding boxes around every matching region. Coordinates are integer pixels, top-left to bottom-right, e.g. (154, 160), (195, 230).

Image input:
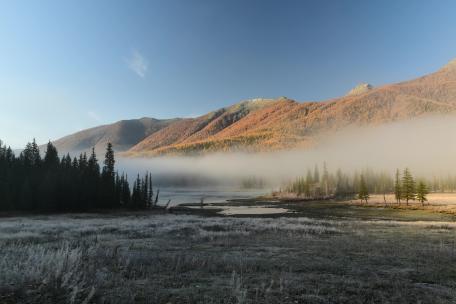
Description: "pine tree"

(394, 169), (402, 205)
(313, 165), (320, 184)
(44, 141), (59, 168)
(120, 173), (131, 206)
(148, 173), (153, 207)
(21, 142), (35, 167)
(30, 138), (41, 167)
(402, 168), (416, 205)
(72, 157), (79, 169)
(102, 143), (115, 179)
(322, 162), (329, 196)
(79, 153), (88, 170)
(88, 147), (100, 176)
(306, 169), (313, 184)
(358, 174), (369, 204)
(416, 180), (428, 206)
(304, 178), (311, 197)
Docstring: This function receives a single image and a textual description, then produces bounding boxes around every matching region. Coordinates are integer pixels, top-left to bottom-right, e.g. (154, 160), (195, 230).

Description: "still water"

(156, 186), (269, 206)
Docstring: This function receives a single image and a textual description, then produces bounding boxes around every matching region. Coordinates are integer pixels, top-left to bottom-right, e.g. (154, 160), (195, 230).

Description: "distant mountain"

(50, 58), (456, 157)
(50, 117), (179, 155)
(127, 98), (278, 155)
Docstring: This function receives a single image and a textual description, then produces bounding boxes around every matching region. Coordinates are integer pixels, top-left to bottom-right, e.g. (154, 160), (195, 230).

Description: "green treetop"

(401, 168), (416, 205)
(416, 180), (429, 206)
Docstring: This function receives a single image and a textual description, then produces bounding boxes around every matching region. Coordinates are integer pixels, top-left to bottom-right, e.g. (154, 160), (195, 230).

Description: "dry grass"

(0, 210), (456, 303)
(348, 193), (456, 215)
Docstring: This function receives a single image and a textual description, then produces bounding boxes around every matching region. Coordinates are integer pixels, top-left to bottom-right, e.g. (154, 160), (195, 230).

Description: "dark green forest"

(0, 139), (156, 212)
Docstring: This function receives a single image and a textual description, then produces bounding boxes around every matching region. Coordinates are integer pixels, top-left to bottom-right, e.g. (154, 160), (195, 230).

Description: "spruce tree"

(79, 153), (88, 170)
(100, 143), (116, 208)
(88, 147), (100, 176)
(30, 138), (41, 167)
(44, 141), (59, 168)
(313, 165), (320, 184)
(102, 143), (115, 179)
(322, 162), (329, 196)
(394, 169), (402, 205)
(402, 168), (416, 205)
(416, 180), (429, 206)
(72, 157), (79, 169)
(358, 174), (369, 204)
(148, 173), (153, 207)
(306, 169), (313, 184)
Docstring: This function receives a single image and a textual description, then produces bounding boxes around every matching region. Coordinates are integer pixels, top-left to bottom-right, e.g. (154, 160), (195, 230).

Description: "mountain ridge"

(50, 58), (456, 157)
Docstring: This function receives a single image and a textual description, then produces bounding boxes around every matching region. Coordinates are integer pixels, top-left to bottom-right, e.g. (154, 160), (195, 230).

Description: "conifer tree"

(148, 173), (153, 207)
(304, 178), (311, 197)
(79, 153), (88, 170)
(306, 169), (313, 184)
(394, 169), (402, 205)
(30, 138), (41, 166)
(402, 168), (416, 205)
(313, 165), (320, 184)
(358, 174), (369, 204)
(322, 162), (329, 196)
(102, 143), (115, 179)
(416, 180), (429, 206)
(88, 147), (100, 176)
(72, 157), (79, 169)
(44, 141), (59, 168)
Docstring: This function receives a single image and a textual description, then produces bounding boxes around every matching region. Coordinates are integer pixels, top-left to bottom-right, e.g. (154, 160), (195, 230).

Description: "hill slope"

(50, 58), (456, 157)
(50, 117), (179, 155)
(124, 59), (456, 156)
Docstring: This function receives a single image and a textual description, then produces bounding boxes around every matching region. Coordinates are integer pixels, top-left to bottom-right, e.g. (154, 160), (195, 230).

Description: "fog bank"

(117, 115), (456, 187)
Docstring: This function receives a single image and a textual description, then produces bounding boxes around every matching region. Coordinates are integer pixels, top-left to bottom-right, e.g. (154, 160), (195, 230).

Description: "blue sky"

(1, 0), (456, 148)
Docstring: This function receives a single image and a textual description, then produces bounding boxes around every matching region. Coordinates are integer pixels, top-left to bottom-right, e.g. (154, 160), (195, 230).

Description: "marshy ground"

(1, 196), (456, 303)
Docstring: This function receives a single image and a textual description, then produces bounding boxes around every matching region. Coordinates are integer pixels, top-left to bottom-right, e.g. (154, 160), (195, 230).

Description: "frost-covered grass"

(1, 212), (456, 303)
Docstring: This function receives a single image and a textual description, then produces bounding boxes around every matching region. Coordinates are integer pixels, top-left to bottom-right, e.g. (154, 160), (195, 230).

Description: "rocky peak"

(346, 83), (373, 96)
(443, 58), (456, 70)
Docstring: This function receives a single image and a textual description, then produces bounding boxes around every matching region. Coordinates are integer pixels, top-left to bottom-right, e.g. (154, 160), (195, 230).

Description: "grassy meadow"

(1, 196), (456, 304)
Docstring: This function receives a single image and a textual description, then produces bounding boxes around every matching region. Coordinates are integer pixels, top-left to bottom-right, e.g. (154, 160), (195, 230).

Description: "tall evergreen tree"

(313, 165), (320, 184)
(306, 169), (313, 184)
(402, 168), (416, 205)
(322, 162), (329, 196)
(394, 169), (402, 205)
(416, 180), (429, 206)
(358, 174), (369, 204)
(148, 173), (153, 207)
(79, 153), (88, 170)
(30, 138), (41, 166)
(102, 143), (115, 179)
(44, 141), (59, 168)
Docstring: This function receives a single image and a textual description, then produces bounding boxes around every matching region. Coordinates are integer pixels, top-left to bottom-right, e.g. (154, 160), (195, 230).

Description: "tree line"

(0, 139), (158, 212)
(392, 168), (428, 205)
(283, 164), (431, 205)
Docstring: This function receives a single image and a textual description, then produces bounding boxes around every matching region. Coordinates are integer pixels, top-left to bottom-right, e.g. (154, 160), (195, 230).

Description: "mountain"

(127, 98), (278, 155)
(124, 58), (456, 156)
(51, 58), (456, 157)
(50, 117), (179, 155)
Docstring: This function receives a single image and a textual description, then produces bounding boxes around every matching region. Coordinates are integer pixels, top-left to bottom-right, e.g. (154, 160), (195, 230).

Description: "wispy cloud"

(88, 111), (101, 123)
(126, 49), (148, 78)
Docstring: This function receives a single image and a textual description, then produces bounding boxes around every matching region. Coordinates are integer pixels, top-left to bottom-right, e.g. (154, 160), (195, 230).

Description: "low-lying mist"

(117, 115), (456, 189)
